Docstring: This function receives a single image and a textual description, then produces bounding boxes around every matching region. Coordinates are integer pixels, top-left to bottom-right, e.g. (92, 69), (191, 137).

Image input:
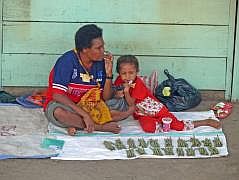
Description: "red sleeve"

(49, 69), (66, 95)
(114, 76), (124, 85)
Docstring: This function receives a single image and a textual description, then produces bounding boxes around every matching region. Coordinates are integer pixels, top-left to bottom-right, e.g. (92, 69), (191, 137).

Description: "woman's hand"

(104, 52), (113, 77)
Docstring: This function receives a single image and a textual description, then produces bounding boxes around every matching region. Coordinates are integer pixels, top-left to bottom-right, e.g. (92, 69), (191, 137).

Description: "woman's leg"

(47, 102), (122, 135)
(53, 107), (85, 128)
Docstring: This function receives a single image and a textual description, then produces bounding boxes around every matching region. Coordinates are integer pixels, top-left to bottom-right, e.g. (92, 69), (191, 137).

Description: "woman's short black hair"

(75, 24), (102, 52)
(116, 55), (139, 73)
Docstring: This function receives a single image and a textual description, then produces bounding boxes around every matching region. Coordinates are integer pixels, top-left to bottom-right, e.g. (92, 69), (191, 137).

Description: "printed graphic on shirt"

(96, 70), (103, 82)
(72, 68), (78, 79)
(80, 73), (93, 83)
(135, 96), (163, 116)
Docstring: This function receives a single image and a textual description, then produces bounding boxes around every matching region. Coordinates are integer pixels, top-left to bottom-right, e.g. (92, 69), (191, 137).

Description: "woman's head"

(116, 55), (139, 82)
(75, 24), (105, 61)
(75, 24), (103, 52)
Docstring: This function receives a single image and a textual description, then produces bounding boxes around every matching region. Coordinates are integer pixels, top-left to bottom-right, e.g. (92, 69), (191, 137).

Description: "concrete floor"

(0, 100), (238, 180)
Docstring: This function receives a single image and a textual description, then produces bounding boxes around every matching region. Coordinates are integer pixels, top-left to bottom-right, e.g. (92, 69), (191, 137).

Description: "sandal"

(211, 102), (233, 119)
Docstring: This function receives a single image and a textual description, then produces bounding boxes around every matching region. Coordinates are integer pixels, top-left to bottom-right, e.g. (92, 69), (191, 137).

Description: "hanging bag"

(155, 69), (201, 111)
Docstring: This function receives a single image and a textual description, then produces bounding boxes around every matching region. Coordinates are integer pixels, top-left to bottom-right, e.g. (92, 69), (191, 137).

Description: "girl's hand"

(123, 83), (131, 93)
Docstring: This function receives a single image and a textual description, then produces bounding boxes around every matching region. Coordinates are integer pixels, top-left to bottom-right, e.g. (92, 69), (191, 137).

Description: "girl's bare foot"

(206, 119), (222, 129)
(95, 122), (121, 134)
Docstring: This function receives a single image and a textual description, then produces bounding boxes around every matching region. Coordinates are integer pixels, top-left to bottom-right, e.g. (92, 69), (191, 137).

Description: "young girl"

(109, 55), (221, 133)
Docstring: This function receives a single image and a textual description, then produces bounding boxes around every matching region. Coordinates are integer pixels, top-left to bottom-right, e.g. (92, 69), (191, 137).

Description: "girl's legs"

(137, 106), (184, 133)
(149, 106), (221, 132)
(138, 116), (158, 133)
(193, 119), (221, 129)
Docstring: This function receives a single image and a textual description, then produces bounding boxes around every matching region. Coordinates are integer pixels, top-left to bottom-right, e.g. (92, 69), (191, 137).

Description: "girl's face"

(119, 63), (138, 83)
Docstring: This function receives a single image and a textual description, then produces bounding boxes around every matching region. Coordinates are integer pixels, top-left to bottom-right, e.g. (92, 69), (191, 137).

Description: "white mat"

(48, 111), (228, 160)
(0, 105), (228, 160)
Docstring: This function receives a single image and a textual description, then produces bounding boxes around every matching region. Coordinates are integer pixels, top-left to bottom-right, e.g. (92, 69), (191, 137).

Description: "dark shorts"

(44, 101), (74, 128)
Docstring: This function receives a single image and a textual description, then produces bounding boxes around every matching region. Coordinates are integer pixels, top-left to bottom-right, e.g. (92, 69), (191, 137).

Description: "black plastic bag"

(155, 69), (201, 111)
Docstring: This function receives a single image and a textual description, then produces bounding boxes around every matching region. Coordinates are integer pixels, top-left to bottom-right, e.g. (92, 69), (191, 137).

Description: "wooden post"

(226, 0), (238, 100)
(232, 0), (239, 101)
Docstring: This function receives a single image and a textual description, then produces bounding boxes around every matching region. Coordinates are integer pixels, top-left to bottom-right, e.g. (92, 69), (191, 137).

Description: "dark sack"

(155, 69), (201, 111)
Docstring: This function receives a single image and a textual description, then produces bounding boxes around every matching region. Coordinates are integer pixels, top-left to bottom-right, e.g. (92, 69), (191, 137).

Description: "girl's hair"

(116, 55), (139, 73)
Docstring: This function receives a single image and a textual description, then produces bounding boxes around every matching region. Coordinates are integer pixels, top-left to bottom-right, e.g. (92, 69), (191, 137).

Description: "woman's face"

(119, 63), (138, 83)
(86, 37), (105, 61)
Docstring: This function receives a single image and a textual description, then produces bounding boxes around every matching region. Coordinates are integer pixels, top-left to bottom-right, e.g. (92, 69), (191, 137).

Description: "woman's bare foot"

(95, 122), (121, 134)
(67, 127), (77, 136)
